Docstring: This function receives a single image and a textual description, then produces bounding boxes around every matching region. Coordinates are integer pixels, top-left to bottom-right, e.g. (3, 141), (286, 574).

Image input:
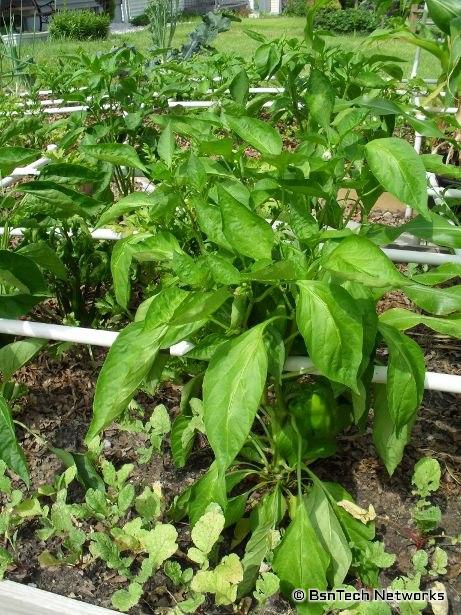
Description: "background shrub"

(130, 12), (150, 26)
(49, 10), (111, 40)
(284, 0), (341, 16)
(314, 8), (382, 33)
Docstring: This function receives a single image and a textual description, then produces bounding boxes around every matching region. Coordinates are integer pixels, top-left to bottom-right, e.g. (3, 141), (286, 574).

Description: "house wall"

(125, 0), (148, 19)
(55, 0), (100, 9)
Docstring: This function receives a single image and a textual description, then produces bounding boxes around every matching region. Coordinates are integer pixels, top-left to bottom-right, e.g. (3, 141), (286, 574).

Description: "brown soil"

(1, 333), (460, 614)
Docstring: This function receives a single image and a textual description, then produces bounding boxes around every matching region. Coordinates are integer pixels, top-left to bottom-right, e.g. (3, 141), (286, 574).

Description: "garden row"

(0, 2), (460, 614)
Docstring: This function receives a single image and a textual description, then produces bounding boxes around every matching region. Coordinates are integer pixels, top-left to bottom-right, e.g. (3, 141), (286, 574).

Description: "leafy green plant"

(146, 0), (180, 61)
(411, 457), (442, 533)
(48, 10), (111, 41)
(314, 8), (383, 32)
(374, 0), (461, 119)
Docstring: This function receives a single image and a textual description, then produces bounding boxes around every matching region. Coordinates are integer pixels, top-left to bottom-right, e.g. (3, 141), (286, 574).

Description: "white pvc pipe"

(0, 144), (57, 189)
(284, 357), (461, 394)
(0, 228), (458, 264)
(0, 319), (459, 392)
(382, 248), (461, 265)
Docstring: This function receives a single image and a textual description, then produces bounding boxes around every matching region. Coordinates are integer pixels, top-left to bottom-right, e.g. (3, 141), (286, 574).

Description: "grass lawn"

(19, 16), (439, 85)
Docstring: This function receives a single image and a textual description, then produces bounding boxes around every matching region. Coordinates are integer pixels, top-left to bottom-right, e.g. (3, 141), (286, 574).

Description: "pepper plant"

(78, 25), (461, 614)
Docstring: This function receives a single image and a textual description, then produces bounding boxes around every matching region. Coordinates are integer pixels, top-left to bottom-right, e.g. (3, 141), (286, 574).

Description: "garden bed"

(3, 327), (460, 614)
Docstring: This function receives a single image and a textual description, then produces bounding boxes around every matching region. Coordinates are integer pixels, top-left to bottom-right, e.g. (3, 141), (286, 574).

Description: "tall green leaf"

(305, 483), (352, 587)
(306, 69), (335, 129)
(224, 114), (282, 156)
(323, 235), (408, 287)
(380, 308), (461, 339)
(219, 186), (274, 260)
(157, 122), (175, 168)
(97, 193), (158, 228)
(365, 138), (429, 219)
(378, 323), (425, 434)
(0, 339), (46, 381)
(0, 146), (39, 176)
(86, 322), (165, 442)
(239, 486), (286, 597)
(272, 500), (329, 615)
(0, 395), (29, 485)
(17, 242), (67, 281)
(404, 283), (461, 316)
(296, 281), (363, 392)
(229, 70), (250, 105)
(404, 212), (461, 250)
(203, 323), (268, 472)
(372, 384), (414, 476)
(81, 143), (147, 172)
(426, 0), (461, 34)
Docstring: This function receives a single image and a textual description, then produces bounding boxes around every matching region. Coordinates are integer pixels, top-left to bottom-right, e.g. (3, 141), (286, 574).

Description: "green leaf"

(206, 254), (241, 285)
(421, 154), (461, 180)
(194, 197), (232, 250)
(110, 237), (136, 310)
(17, 242), (67, 281)
(379, 323), (425, 434)
(19, 181), (101, 219)
(365, 138), (429, 220)
(169, 288), (231, 325)
(219, 185), (275, 260)
(190, 502), (225, 557)
(186, 462), (228, 527)
(404, 212), (461, 250)
(171, 415), (195, 468)
(97, 193), (157, 228)
(412, 457), (441, 497)
(272, 500), (329, 615)
(112, 582), (143, 612)
(380, 308), (461, 339)
(191, 553), (243, 606)
(135, 486), (161, 521)
(429, 546), (447, 575)
(426, 0), (460, 34)
(157, 122), (175, 168)
(0, 338), (46, 381)
(296, 281), (363, 392)
(89, 533), (132, 576)
(323, 235), (408, 287)
(185, 153), (207, 193)
(404, 283), (461, 316)
(372, 385), (414, 476)
(412, 263), (461, 286)
(86, 322), (165, 442)
(224, 114), (282, 156)
(203, 323), (268, 472)
(305, 483), (352, 586)
(306, 69), (335, 129)
(0, 146), (39, 176)
(230, 69), (250, 105)
(253, 572), (280, 605)
(239, 486), (285, 597)
(0, 395), (29, 485)
(0, 250), (47, 295)
(81, 143), (147, 172)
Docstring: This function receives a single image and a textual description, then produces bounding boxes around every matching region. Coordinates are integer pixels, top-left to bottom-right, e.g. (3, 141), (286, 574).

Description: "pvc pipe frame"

(0, 226), (458, 265)
(0, 144), (57, 189)
(1, 145), (459, 266)
(0, 318), (459, 393)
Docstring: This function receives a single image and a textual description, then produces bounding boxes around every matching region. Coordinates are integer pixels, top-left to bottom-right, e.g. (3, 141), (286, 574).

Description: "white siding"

(55, 0), (100, 10)
(126, 0), (149, 18)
